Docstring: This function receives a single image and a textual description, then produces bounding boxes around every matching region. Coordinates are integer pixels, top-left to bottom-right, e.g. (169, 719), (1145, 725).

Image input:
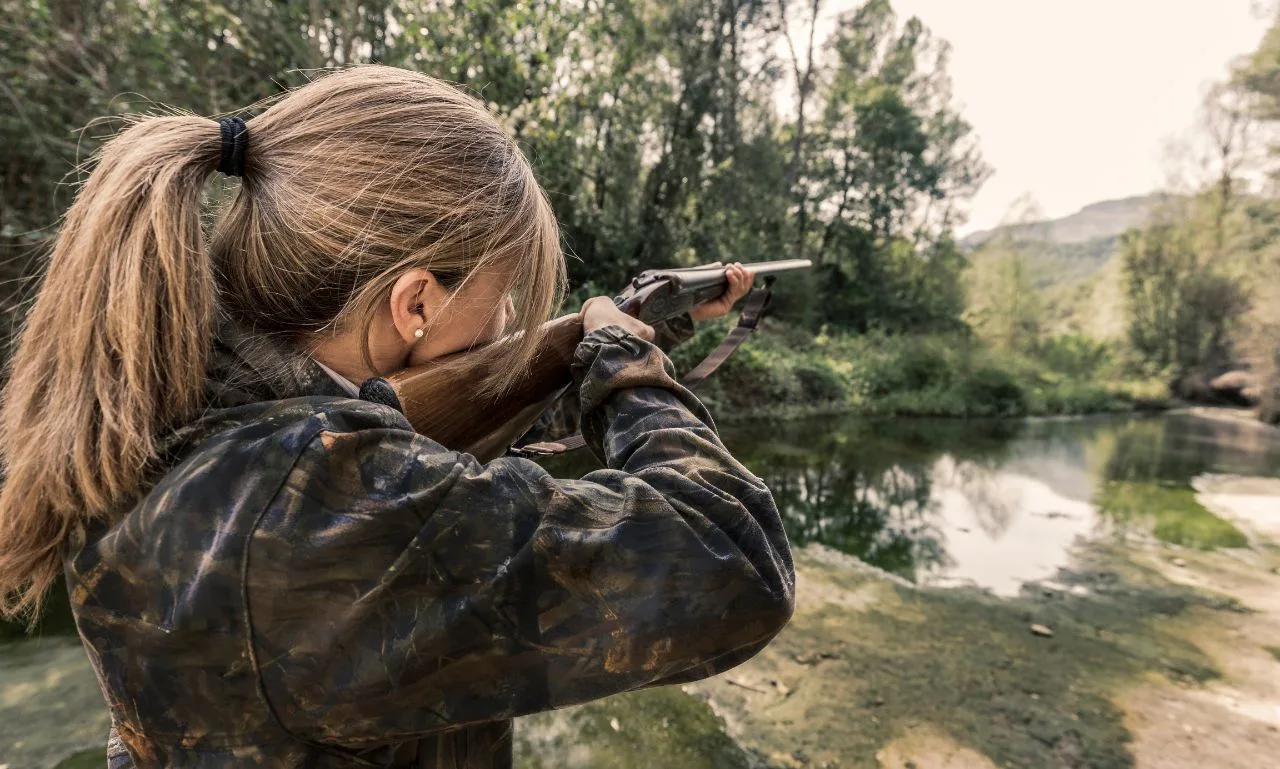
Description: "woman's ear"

(388, 268), (445, 344)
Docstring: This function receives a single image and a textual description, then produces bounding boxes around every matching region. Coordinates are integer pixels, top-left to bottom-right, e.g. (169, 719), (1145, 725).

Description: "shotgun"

(359, 259), (812, 460)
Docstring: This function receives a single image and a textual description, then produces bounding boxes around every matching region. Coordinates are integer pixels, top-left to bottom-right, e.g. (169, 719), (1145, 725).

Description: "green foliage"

(1035, 333), (1115, 378)
(0, 0), (1166, 418)
(954, 365), (1027, 416)
(1121, 222), (1248, 380)
(801, 235), (970, 334)
(1, 0), (991, 358)
(791, 357), (847, 402)
(964, 237), (1044, 354)
(791, 0), (988, 333)
(671, 320), (1149, 420)
(850, 333), (959, 396)
(1095, 481), (1249, 550)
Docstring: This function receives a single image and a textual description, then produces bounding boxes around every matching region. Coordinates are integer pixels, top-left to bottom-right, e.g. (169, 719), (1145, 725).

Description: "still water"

(3, 411), (1279, 767)
(547, 410), (1280, 594)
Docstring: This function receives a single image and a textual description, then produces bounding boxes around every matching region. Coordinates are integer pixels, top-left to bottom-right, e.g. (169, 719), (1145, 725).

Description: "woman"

(0, 66), (794, 768)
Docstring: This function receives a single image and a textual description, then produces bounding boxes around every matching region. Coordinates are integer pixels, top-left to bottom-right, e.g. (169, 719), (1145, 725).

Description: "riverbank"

(672, 320), (1171, 422)
(514, 474), (1280, 769)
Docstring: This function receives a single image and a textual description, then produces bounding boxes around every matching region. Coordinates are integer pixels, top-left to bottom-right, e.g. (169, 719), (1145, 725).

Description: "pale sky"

(809, 0), (1274, 234)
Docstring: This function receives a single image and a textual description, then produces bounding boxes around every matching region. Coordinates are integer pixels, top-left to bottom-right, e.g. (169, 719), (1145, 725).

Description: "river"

(4, 410), (1280, 768)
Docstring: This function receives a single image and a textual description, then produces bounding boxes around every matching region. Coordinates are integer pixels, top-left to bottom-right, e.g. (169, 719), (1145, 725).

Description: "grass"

(1095, 481), (1249, 550)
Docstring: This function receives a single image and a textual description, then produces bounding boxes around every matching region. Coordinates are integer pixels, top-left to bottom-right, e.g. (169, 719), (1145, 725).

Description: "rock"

(873, 696), (886, 707)
(727, 677), (771, 694)
(791, 650), (839, 666)
(772, 679), (792, 697)
(1209, 370), (1259, 405)
(1035, 511), (1073, 520)
(1172, 558), (1188, 567)
(609, 717), (620, 732)
(1030, 624), (1054, 637)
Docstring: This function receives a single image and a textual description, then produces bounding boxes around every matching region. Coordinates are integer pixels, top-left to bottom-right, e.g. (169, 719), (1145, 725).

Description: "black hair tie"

(217, 117), (248, 177)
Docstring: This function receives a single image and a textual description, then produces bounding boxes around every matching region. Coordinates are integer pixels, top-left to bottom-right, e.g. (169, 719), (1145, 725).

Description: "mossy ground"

(0, 638), (113, 769)
(506, 533), (1266, 769)
(1096, 481), (1249, 549)
(678, 542), (1251, 769)
(515, 685), (753, 769)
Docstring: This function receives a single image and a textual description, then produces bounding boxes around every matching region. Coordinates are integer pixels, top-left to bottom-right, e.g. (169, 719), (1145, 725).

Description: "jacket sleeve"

(515, 313), (697, 446)
(245, 325), (794, 746)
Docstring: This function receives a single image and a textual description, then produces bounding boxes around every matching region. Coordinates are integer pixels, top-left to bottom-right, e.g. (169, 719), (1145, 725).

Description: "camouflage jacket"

(66, 315), (795, 768)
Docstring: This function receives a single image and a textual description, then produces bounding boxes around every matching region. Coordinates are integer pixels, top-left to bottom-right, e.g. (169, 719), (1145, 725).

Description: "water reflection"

(726, 417), (1104, 593)
(543, 411), (1280, 595)
(1101, 412), (1280, 483)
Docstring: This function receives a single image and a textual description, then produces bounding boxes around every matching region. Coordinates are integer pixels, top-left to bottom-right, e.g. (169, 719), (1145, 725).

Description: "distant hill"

(962, 194), (1181, 341)
(960, 194), (1173, 250)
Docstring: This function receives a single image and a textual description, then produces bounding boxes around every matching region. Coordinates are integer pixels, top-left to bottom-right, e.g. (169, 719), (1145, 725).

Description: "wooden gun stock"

(358, 257), (810, 460)
(359, 313), (584, 461)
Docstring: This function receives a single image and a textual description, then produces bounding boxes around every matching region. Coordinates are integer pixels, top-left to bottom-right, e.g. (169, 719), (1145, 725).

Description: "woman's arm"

(515, 312), (696, 446)
(516, 261), (751, 446)
(245, 326), (794, 745)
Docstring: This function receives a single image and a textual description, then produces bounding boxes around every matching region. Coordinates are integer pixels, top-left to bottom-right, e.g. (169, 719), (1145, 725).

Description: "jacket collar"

(150, 314), (350, 470)
(204, 312), (349, 408)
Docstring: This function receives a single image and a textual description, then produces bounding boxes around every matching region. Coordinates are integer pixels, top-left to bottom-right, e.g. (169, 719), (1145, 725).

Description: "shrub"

(955, 365), (1027, 416)
(1036, 333), (1115, 378)
(793, 358), (848, 403)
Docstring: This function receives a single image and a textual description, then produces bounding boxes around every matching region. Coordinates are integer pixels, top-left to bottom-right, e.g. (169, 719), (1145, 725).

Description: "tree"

(964, 235), (1043, 354)
(0, 0), (986, 355)
(1120, 222), (1246, 381)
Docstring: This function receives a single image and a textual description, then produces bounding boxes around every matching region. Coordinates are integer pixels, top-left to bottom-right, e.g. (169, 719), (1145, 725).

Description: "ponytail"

(0, 65), (568, 624)
(0, 115), (222, 621)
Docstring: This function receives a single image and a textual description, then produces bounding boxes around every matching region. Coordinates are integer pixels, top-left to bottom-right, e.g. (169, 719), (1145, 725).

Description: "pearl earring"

(414, 327), (425, 339)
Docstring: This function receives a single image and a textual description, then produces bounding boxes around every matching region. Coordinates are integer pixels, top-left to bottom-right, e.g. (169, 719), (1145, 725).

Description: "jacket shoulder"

(68, 397), (416, 623)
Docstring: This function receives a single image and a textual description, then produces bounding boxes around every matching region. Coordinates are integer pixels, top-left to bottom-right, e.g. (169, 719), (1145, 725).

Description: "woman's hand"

(689, 262), (756, 322)
(581, 296), (656, 342)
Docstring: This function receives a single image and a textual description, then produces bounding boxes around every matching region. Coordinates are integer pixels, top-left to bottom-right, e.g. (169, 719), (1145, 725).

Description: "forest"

(2, 0), (1278, 423)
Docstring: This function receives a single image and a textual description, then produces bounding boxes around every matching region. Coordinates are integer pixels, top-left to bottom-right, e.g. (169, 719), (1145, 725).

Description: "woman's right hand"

(581, 296), (656, 343)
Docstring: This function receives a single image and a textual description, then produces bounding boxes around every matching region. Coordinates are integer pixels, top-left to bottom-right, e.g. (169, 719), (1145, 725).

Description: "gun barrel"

(648, 258), (812, 291)
(742, 258), (813, 276)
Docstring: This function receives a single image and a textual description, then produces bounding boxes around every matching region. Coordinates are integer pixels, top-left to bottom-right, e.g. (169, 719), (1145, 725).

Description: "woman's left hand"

(689, 262), (756, 322)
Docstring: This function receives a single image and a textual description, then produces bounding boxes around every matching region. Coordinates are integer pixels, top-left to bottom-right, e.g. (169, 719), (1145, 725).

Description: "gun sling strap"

(511, 276), (776, 458)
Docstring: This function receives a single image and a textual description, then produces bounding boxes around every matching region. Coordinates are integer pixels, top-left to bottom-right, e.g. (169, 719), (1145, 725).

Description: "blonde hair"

(0, 65), (565, 621)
